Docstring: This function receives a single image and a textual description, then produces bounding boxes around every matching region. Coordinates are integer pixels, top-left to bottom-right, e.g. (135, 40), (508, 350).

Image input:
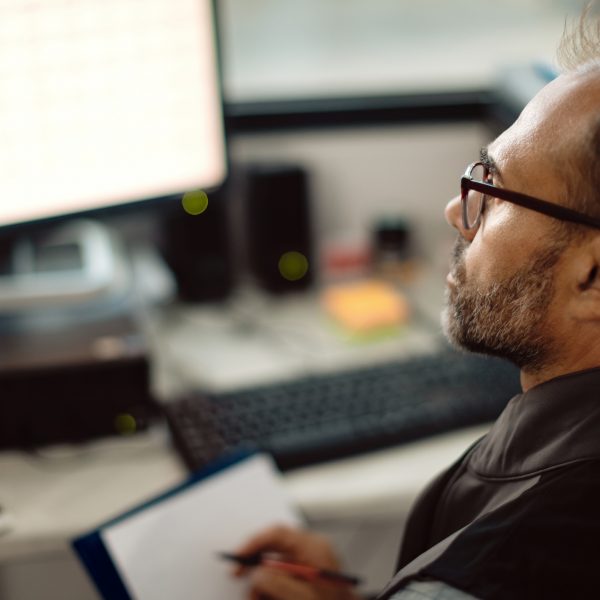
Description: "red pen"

(219, 552), (362, 587)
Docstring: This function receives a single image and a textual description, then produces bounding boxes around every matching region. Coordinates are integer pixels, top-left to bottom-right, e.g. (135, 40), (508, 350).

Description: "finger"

(250, 567), (318, 600)
(235, 524), (306, 558)
(235, 525), (341, 573)
(234, 525), (302, 578)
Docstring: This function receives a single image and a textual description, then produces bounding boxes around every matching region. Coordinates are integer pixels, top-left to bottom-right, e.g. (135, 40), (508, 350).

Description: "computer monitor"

(0, 0), (227, 230)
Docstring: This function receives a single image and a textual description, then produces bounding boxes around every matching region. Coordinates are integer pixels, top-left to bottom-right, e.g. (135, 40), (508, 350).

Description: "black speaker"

(245, 164), (314, 294)
(160, 190), (234, 302)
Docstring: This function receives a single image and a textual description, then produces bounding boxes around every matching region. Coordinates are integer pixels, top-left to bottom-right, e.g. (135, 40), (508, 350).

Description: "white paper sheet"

(101, 454), (302, 600)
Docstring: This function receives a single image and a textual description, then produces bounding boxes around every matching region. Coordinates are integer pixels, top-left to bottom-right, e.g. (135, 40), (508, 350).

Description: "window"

(220, 0), (590, 102)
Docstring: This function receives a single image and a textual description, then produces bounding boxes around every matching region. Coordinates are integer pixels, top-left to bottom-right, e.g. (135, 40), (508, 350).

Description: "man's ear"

(572, 234), (600, 320)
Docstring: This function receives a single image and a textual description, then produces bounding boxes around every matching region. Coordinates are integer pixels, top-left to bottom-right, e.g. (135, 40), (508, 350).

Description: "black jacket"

(377, 367), (600, 600)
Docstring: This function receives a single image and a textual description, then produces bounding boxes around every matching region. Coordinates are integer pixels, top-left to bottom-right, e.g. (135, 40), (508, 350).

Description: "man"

(233, 12), (600, 600)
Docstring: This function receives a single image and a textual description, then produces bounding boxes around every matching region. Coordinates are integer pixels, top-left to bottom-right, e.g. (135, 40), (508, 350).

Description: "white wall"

(231, 121), (490, 271)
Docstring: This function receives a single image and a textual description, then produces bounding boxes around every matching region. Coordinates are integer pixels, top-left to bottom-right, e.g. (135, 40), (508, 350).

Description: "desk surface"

(150, 278), (445, 397)
(0, 280), (491, 597)
(0, 275), (478, 554)
(0, 423), (489, 562)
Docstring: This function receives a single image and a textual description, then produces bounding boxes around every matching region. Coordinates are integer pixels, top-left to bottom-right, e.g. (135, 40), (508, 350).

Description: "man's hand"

(233, 525), (361, 600)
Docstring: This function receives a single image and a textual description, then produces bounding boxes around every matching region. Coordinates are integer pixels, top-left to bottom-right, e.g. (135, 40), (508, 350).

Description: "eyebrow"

(480, 147), (503, 182)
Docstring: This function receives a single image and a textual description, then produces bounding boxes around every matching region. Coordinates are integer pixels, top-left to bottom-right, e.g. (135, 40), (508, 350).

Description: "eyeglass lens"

(464, 163), (488, 229)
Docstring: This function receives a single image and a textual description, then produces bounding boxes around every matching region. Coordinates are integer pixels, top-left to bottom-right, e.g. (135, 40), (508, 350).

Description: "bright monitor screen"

(0, 0), (227, 228)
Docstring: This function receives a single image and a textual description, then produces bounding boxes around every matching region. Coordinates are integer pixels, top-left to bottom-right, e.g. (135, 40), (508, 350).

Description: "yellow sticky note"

(322, 279), (410, 334)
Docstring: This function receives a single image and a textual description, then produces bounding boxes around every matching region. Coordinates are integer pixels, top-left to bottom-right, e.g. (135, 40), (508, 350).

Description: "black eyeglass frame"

(460, 161), (600, 231)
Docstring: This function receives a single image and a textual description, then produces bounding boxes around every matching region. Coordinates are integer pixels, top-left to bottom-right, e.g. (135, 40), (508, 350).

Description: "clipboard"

(72, 452), (302, 600)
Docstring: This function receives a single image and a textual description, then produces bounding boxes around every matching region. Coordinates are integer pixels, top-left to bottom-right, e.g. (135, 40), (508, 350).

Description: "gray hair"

(555, 3), (600, 223)
(557, 3), (600, 73)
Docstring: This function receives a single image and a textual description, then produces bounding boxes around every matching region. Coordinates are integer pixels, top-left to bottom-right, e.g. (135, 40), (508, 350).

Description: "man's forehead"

(524, 71), (600, 129)
(487, 71), (600, 180)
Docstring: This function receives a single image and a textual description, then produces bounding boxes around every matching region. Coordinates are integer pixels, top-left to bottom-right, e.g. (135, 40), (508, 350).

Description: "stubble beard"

(442, 237), (564, 373)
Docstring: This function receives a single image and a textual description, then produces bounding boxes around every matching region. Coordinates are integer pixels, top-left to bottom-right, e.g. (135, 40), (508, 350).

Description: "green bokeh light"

(182, 190), (209, 215)
(115, 413), (137, 435)
(278, 251), (309, 281)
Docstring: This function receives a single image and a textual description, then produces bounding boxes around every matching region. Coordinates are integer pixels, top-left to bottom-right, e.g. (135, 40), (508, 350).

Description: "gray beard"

(442, 237), (564, 372)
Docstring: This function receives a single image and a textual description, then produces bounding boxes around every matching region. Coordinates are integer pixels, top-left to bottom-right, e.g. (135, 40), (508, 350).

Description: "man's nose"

(445, 195), (476, 242)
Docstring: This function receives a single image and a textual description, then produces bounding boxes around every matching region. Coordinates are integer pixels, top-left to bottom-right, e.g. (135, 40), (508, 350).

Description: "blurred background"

(0, 1), (593, 598)
(221, 0), (585, 100)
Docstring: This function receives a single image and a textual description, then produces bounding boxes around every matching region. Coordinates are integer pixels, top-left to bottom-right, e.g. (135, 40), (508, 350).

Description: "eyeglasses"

(460, 161), (600, 231)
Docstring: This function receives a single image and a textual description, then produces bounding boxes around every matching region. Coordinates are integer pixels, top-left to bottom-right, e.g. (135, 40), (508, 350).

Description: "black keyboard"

(163, 349), (521, 472)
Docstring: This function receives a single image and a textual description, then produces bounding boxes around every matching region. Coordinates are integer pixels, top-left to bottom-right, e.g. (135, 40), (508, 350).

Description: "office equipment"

(0, 0), (228, 445)
(160, 194), (234, 302)
(245, 164), (314, 293)
(73, 452), (301, 600)
(0, 220), (129, 311)
(163, 348), (521, 471)
(0, 0), (226, 231)
(0, 309), (155, 448)
(0, 0), (227, 312)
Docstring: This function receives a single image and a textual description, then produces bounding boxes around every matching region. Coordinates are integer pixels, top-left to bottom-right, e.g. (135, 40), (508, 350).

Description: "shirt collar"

(469, 367), (600, 479)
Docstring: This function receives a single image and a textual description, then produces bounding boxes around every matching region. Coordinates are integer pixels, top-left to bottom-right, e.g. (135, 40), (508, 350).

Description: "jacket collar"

(469, 367), (600, 480)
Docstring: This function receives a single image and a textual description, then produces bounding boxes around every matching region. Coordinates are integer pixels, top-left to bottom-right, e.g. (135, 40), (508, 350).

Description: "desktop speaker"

(245, 164), (314, 294)
(160, 190), (234, 302)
